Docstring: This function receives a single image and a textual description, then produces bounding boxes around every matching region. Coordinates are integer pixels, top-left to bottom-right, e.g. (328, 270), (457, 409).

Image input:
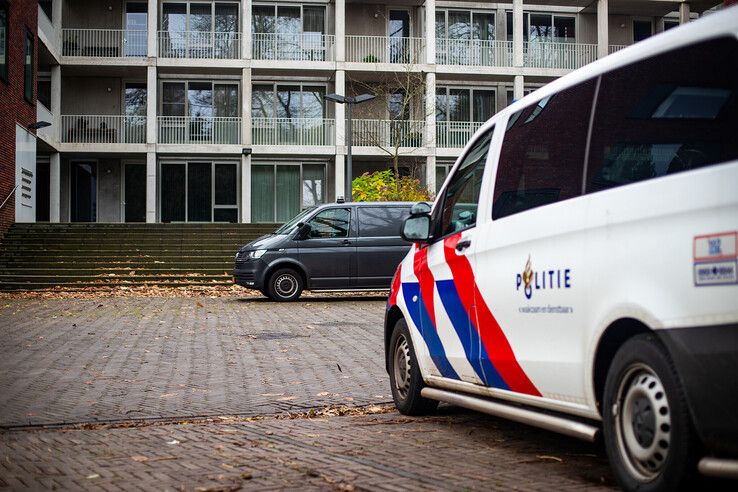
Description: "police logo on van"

(516, 255), (571, 299)
(693, 232), (738, 286)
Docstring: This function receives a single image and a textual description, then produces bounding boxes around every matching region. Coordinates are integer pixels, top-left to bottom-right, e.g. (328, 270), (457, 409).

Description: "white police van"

(384, 7), (738, 491)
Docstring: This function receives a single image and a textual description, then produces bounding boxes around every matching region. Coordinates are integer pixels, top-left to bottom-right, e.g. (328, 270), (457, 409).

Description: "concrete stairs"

(0, 223), (279, 291)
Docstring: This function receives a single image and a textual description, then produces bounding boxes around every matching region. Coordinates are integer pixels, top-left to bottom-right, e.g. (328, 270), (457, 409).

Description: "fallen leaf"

(131, 455), (148, 462)
(538, 455), (563, 463)
(86, 474), (99, 480)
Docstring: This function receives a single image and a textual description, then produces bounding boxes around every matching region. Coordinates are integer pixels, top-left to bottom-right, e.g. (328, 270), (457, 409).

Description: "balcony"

(252, 118), (335, 146)
(609, 44), (628, 54)
(62, 29), (147, 58)
(523, 42), (597, 70)
(158, 116), (241, 145)
(353, 120), (426, 148)
(436, 39), (513, 67)
(436, 121), (484, 148)
(61, 115), (146, 144)
(252, 33), (335, 62)
(346, 36), (424, 64)
(158, 31), (241, 59)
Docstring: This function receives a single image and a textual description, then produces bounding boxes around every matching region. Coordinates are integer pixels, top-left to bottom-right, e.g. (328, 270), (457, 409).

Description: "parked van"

(234, 201), (418, 301)
(385, 8), (738, 491)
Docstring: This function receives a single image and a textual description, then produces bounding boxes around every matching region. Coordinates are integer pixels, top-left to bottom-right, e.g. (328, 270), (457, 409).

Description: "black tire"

(388, 318), (438, 415)
(603, 333), (698, 492)
(266, 268), (304, 302)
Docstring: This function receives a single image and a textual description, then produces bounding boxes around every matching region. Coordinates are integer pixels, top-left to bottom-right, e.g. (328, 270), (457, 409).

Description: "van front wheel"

(267, 268), (304, 302)
(389, 319), (438, 416)
(603, 334), (697, 492)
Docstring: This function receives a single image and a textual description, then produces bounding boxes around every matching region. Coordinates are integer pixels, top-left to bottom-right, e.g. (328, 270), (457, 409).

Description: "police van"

(384, 7), (738, 491)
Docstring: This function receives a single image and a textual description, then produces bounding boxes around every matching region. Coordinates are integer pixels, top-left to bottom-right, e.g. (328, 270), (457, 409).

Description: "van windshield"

(274, 207), (317, 234)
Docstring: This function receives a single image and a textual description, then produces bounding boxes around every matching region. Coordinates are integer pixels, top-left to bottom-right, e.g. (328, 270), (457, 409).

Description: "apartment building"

(28, 0), (722, 225)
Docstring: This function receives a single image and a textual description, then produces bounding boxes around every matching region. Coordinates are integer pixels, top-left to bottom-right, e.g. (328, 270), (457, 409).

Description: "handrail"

(0, 185), (19, 211)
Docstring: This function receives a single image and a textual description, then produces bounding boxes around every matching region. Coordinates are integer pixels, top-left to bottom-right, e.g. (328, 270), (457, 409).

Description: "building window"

(251, 163), (326, 223)
(663, 19), (679, 31)
(436, 87), (495, 147)
(506, 12), (576, 43)
(24, 29), (34, 102)
(160, 161), (239, 223)
(252, 3), (326, 60)
(633, 19), (653, 42)
(37, 74), (51, 108)
(0, 4), (7, 82)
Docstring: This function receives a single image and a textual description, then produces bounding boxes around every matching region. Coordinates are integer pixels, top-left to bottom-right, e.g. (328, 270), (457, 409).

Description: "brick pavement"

(0, 407), (618, 491)
(0, 296), (390, 427)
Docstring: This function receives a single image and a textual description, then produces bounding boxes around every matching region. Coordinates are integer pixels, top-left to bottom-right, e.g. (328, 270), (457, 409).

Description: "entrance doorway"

(160, 161), (239, 222)
(71, 162), (97, 222)
(124, 163), (146, 222)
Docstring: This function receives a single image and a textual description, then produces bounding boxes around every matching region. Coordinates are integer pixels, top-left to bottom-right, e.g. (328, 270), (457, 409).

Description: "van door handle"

(342, 239), (351, 245)
(455, 239), (471, 251)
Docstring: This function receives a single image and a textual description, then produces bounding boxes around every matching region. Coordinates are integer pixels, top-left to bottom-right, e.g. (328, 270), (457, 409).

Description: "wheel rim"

(393, 334), (412, 401)
(274, 273), (298, 298)
(613, 363), (672, 482)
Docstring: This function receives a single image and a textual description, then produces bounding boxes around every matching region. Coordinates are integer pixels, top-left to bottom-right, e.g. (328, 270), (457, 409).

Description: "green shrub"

(352, 170), (432, 202)
(362, 54), (380, 63)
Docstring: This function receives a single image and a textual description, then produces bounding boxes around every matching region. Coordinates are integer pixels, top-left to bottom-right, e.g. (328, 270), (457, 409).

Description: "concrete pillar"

(424, 71), (436, 193)
(679, 3), (691, 24)
(240, 154), (251, 223)
(513, 0), (523, 68)
(242, 68), (252, 145)
(146, 66), (157, 144)
(50, 65), (61, 143)
(513, 75), (524, 101)
(52, 0), (62, 40)
(335, 155), (345, 200)
(335, 0), (345, 62)
(146, 152), (156, 223)
(148, 0), (157, 58)
(425, 0), (435, 64)
(654, 17), (665, 34)
(241, 0), (252, 59)
(49, 153), (60, 223)
(597, 0), (609, 59)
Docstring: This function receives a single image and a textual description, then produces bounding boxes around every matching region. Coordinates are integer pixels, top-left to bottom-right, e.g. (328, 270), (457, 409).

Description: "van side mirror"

(401, 215), (430, 243)
(295, 222), (312, 240)
(410, 202), (431, 215)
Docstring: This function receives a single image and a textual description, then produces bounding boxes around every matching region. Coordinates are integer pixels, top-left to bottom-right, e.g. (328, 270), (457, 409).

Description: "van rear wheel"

(389, 319), (438, 416)
(267, 268), (304, 302)
(603, 334), (697, 492)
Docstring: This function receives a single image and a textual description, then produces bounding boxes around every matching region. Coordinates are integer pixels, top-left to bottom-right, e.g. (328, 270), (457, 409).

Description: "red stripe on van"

(413, 246), (437, 330)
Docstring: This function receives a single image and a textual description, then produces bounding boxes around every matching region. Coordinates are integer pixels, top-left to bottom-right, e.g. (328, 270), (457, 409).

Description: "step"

(0, 268), (233, 275)
(0, 280), (237, 291)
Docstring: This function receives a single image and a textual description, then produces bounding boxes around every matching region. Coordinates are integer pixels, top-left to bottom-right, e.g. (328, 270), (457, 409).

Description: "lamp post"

(325, 93), (375, 201)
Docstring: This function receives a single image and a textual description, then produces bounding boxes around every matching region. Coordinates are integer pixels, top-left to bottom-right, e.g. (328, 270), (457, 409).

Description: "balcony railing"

(436, 121), (485, 148)
(62, 29), (147, 57)
(346, 36), (424, 64)
(352, 119), (426, 148)
(252, 33), (335, 61)
(158, 116), (241, 145)
(61, 115), (146, 144)
(158, 31), (241, 59)
(252, 118), (335, 146)
(436, 39), (513, 67)
(523, 41), (597, 70)
(609, 44), (628, 54)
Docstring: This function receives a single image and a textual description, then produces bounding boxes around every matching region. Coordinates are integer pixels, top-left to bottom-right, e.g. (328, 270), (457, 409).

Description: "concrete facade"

(26, 0), (724, 224)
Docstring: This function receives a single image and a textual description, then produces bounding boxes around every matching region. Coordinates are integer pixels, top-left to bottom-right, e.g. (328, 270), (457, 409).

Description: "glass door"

(71, 162), (97, 222)
(124, 163), (146, 222)
(389, 10), (410, 63)
(161, 163), (186, 222)
(187, 162), (212, 222)
(125, 3), (147, 56)
(124, 82), (146, 143)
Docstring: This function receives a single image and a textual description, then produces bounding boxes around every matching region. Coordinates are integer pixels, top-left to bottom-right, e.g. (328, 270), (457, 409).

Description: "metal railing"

(524, 41), (597, 69)
(62, 29), (147, 57)
(608, 44), (628, 54)
(346, 35), (424, 64)
(252, 117), (335, 146)
(252, 33), (335, 61)
(158, 116), (241, 145)
(158, 31), (241, 59)
(352, 119), (426, 147)
(0, 185), (19, 211)
(61, 115), (146, 144)
(436, 121), (485, 148)
(436, 39), (513, 67)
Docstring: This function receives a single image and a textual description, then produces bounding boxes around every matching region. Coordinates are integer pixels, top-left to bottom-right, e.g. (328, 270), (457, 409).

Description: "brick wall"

(0, 0), (37, 240)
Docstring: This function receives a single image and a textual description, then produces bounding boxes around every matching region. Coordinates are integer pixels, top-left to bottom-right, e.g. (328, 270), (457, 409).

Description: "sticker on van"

(693, 232), (738, 286)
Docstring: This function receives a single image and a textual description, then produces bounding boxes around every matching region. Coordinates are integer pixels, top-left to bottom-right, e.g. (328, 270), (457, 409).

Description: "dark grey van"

(233, 202), (418, 301)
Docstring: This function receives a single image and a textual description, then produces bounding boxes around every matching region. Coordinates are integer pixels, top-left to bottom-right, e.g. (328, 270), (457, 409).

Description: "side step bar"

(698, 457), (738, 480)
(421, 387), (599, 442)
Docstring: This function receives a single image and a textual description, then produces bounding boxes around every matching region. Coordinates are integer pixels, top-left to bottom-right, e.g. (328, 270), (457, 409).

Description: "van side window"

(358, 207), (408, 237)
(309, 208), (351, 238)
(492, 79), (596, 220)
(436, 127), (494, 238)
(586, 37), (738, 193)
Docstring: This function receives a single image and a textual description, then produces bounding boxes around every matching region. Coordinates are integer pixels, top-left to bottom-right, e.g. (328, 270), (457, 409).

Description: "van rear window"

(586, 36), (738, 193)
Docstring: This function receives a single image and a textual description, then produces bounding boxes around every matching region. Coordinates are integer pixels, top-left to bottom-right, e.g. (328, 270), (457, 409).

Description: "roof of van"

(490, 5), (738, 128)
(322, 201), (424, 207)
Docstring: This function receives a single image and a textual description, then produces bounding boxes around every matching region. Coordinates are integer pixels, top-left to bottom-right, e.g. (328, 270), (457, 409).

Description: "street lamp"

(325, 92), (375, 201)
